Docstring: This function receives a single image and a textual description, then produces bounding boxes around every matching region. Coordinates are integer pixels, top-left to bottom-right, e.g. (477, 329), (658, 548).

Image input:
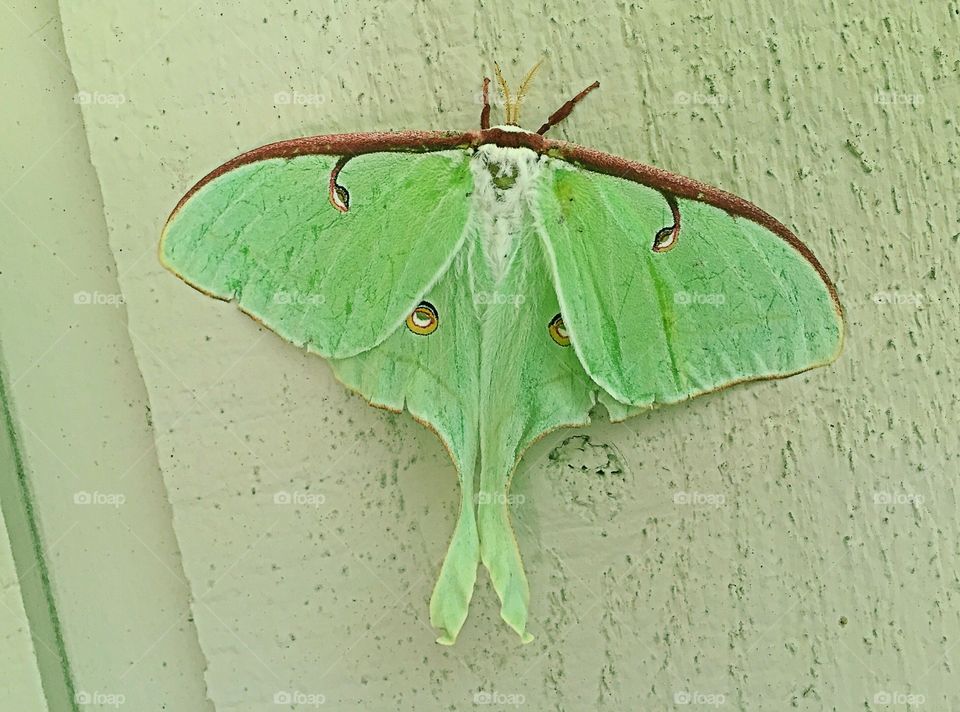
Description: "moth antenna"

(536, 80), (600, 135)
(513, 58), (544, 125)
(493, 62), (513, 124)
(480, 76), (491, 129)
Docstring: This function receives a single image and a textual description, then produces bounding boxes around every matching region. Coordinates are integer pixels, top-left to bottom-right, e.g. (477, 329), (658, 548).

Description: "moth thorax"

(487, 161), (520, 190)
(469, 145), (542, 281)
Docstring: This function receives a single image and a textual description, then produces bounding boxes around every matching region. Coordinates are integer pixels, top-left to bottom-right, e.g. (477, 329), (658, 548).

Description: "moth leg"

(536, 80), (600, 135)
(480, 76), (491, 130)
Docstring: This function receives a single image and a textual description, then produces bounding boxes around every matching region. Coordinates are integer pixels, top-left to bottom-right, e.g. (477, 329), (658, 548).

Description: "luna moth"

(159, 63), (843, 645)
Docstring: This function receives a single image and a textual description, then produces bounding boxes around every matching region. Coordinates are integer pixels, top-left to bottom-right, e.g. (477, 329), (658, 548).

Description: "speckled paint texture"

(59, 1), (958, 709)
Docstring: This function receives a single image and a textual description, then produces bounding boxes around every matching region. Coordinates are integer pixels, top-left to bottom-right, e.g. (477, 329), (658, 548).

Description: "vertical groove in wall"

(0, 339), (79, 712)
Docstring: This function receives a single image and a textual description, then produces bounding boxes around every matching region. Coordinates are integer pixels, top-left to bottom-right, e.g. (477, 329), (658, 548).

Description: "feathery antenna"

(513, 58), (544, 124)
(493, 63), (513, 123)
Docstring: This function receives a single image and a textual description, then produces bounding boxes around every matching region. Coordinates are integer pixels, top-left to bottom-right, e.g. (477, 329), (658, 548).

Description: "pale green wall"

(0, 379), (48, 710)
(2, 0), (957, 710)
(0, 1), (211, 709)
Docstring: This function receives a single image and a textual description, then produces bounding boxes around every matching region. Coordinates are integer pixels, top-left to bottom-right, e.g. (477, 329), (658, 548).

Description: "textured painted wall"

(1, 0), (210, 709)
(60, 0), (958, 709)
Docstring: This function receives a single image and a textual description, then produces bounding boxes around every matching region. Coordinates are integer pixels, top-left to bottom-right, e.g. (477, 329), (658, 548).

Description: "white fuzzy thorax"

(468, 143), (543, 282)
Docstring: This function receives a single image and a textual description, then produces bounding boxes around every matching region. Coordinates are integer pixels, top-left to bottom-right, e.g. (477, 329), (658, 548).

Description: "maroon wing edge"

(164, 127), (842, 318)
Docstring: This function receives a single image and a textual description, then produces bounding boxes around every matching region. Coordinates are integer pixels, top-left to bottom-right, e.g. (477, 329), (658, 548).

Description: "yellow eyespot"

(548, 313), (570, 346)
(406, 301), (439, 335)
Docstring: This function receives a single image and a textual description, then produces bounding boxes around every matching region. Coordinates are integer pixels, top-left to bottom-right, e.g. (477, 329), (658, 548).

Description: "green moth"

(160, 63), (843, 645)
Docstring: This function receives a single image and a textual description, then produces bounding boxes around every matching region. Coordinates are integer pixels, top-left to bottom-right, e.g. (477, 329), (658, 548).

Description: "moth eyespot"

(333, 184), (350, 211)
(548, 313), (570, 346)
(406, 301), (439, 335)
(652, 225), (678, 252)
(328, 157), (351, 213)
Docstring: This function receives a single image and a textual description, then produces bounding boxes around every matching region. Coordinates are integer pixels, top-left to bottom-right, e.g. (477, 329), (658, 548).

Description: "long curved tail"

(429, 459), (480, 645)
(478, 455), (533, 643)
